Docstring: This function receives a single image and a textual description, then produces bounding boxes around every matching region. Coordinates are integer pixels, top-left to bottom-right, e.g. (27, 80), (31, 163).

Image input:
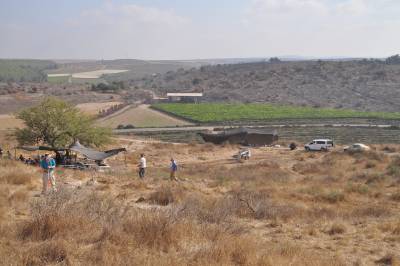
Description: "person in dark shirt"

(170, 158), (178, 181)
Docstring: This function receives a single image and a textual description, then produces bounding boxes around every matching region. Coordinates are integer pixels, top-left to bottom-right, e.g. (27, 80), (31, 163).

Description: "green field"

(153, 103), (400, 122)
(47, 75), (71, 83)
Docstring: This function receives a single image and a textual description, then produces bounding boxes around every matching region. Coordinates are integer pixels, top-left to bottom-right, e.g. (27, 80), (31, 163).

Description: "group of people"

(37, 152), (178, 195)
(18, 154), (38, 165)
(137, 154), (179, 181)
(2, 147), (178, 196)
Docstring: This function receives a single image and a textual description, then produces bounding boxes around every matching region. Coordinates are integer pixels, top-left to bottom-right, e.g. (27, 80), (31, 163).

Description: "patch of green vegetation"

(71, 77), (103, 84)
(91, 81), (125, 92)
(0, 59), (56, 82)
(153, 103), (400, 122)
(47, 75), (71, 84)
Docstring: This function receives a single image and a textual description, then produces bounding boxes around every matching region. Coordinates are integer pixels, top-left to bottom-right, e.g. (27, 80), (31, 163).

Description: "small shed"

(167, 92), (203, 103)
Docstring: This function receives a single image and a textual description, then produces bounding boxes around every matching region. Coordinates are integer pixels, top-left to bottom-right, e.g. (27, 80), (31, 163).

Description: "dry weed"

(148, 185), (186, 206)
(22, 240), (69, 266)
(326, 222), (346, 235)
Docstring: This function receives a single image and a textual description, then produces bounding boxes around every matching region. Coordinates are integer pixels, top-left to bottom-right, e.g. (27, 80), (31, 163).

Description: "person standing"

(40, 154), (57, 194)
(47, 155), (57, 192)
(138, 154), (146, 179)
(170, 158), (178, 181)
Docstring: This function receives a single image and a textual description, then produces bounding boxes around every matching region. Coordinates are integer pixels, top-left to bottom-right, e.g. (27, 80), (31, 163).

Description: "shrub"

(390, 191), (400, 202)
(317, 190), (345, 204)
(148, 185), (185, 206)
(326, 223), (346, 235)
(22, 240), (69, 266)
(387, 157), (400, 177)
(352, 205), (392, 218)
(345, 183), (369, 195)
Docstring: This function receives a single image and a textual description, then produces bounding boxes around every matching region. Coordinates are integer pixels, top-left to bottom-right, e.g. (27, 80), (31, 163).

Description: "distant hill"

(128, 59), (400, 112)
(0, 59), (56, 82)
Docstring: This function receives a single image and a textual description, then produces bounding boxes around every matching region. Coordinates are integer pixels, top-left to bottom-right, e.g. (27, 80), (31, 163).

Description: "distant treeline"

(91, 81), (126, 92)
(0, 59), (57, 82)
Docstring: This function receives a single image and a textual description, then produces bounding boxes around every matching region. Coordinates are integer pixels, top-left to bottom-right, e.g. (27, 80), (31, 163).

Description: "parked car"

(304, 139), (334, 151)
(344, 143), (370, 152)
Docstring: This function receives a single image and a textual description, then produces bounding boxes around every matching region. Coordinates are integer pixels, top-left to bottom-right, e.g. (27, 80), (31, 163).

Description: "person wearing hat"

(40, 154), (57, 194)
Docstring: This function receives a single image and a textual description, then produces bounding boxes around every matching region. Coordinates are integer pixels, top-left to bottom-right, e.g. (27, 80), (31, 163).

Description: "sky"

(0, 0), (399, 60)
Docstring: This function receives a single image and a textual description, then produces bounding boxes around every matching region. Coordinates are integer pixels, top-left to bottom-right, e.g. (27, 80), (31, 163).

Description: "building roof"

(167, 93), (203, 97)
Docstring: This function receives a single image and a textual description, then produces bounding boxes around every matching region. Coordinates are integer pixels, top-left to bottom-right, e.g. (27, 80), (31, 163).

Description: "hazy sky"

(1, 0), (399, 60)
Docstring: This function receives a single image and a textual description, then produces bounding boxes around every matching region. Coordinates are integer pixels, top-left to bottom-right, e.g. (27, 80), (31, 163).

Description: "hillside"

(129, 60), (400, 112)
(0, 59), (56, 82)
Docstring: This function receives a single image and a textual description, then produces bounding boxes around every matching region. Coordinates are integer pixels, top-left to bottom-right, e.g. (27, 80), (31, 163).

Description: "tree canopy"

(15, 97), (112, 148)
(386, 54), (400, 65)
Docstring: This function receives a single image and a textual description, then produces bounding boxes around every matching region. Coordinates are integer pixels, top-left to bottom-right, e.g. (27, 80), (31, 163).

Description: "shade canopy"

(69, 141), (126, 161)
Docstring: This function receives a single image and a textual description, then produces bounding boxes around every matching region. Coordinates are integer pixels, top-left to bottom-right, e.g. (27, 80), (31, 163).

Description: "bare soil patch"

(98, 105), (193, 128)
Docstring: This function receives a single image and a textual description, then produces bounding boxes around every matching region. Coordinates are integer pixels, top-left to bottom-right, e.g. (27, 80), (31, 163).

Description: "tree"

(386, 54), (400, 65)
(15, 97), (112, 148)
(269, 57), (281, 63)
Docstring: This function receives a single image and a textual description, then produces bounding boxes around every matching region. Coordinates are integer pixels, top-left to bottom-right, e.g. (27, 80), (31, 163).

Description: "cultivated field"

(1, 136), (400, 265)
(47, 70), (129, 83)
(153, 103), (400, 123)
(71, 69), (129, 79)
(47, 74), (71, 84)
(98, 105), (193, 128)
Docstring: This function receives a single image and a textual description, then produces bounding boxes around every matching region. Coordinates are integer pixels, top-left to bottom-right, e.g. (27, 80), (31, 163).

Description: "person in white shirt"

(138, 154), (146, 179)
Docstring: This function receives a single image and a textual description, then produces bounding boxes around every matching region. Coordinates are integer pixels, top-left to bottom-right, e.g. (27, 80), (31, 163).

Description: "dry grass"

(22, 240), (69, 266)
(7, 189), (344, 265)
(0, 160), (35, 186)
(326, 223), (346, 235)
(0, 114), (24, 130)
(148, 185), (186, 206)
(98, 104), (192, 128)
(1, 142), (400, 265)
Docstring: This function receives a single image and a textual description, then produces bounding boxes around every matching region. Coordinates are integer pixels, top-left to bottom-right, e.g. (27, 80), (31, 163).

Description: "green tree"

(386, 54), (400, 65)
(15, 97), (112, 148)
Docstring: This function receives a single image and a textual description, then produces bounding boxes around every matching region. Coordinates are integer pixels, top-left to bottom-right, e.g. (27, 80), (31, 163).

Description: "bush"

(148, 185), (185, 206)
(326, 223), (346, 235)
(387, 157), (400, 177)
(23, 240), (69, 266)
(317, 190), (345, 204)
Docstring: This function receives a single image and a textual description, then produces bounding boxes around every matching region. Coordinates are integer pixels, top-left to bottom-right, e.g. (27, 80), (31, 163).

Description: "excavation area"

(1, 137), (400, 265)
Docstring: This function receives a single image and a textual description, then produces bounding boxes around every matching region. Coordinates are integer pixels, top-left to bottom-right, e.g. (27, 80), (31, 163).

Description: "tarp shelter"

(199, 127), (278, 146)
(18, 142), (126, 162)
(18, 146), (65, 152)
(69, 141), (126, 162)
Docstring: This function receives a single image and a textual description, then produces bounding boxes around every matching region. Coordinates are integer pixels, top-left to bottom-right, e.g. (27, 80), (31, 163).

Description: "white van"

(304, 139), (334, 151)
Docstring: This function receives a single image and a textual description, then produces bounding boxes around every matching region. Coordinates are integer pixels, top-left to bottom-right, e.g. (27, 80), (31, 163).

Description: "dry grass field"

(1, 136), (400, 265)
(0, 114), (24, 131)
(76, 101), (123, 116)
(98, 105), (193, 128)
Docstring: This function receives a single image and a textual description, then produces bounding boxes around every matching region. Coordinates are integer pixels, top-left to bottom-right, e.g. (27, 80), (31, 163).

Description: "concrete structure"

(167, 92), (203, 103)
